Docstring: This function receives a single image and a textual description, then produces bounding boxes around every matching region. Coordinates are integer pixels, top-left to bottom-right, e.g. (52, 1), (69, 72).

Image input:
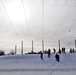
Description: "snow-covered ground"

(0, 53), (76, 75)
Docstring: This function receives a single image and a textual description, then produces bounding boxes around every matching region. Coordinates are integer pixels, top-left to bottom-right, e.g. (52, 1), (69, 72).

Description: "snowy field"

(0, 53), (76, 75)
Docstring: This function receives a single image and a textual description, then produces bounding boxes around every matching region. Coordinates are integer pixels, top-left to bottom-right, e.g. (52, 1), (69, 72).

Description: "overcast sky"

(0, 0), (76, 54)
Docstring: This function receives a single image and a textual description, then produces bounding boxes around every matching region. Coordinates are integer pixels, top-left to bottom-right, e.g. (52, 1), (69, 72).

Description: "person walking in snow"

(53, 48), (56, 54)
(55, 53), (60, 62)
(48, 49), (51, 58)
(40, 51), (43, 60)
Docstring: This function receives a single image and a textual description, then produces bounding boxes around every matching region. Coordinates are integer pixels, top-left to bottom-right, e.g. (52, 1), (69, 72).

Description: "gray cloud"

(0, 0), (76, 54)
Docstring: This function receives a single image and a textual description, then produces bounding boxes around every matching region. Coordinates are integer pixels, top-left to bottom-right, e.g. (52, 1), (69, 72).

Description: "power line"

(59, 2), (75, 41)
(42, 0), (44, 41)
(61, 17), (76, 42)
(1, 0), (20, 40)
(21, 0), (32, 40)
(68, 18), (76, 32)
(61, 18), (76, 47)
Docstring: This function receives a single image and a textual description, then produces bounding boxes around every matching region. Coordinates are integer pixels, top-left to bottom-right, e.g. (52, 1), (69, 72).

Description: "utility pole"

(32, 40), (33, 53)
(58, 40), (60, 50)
(21, 41), (23, 55)
(15, 45), (17, 54)
(42, 40), (44, 53)
(75, 39), (76, 49)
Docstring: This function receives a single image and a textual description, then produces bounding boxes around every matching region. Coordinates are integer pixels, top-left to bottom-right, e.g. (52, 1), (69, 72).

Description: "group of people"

(40, 49), (60, 62)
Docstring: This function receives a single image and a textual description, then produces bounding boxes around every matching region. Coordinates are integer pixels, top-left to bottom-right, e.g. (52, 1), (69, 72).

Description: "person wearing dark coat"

(55, 53), (60, 62)
(40, 51), (43, 60)
(48, 49), (51, 58)
(53, 48), (56, 54)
